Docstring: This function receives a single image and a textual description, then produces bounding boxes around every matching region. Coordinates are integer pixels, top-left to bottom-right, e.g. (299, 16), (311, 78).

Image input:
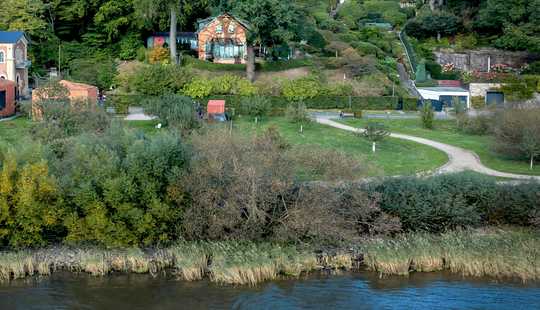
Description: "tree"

(229, 0), (301, 81)
(521, 128), (540, 170)
(0, 0), (47, 39)
(142, 94), (200, 131)
(135, 0), (209, 64)
(421, 101), (434, 129)
(240, 96), (271, 119)
(361, 122), (390, 153)
(492, 108), (540, 169)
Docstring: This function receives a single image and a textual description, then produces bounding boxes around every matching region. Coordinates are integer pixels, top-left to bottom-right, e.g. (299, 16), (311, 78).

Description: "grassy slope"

(234, 117), (447, 176)
(340, 118), (540, 176)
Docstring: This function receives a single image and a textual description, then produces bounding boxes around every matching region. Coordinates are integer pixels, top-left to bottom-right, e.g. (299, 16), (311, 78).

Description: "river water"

(1, 271), (539, 309)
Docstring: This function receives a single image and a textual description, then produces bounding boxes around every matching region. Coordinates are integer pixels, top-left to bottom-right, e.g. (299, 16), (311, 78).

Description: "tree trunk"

(531, 155), (534, 170)
(170, 8), (178, 65)
(246, 45), (255, 82)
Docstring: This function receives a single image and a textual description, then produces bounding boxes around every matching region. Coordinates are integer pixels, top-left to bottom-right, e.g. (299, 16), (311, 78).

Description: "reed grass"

(164, 242), (208, 281)
(361, 228), (540, 281)
(0, 242), (335, 285)
(3, 229), (534, 284)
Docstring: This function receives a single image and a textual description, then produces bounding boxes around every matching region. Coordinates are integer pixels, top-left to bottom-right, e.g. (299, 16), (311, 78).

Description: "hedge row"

(108, 95), (418, 115)
(363, 173), (540, 232)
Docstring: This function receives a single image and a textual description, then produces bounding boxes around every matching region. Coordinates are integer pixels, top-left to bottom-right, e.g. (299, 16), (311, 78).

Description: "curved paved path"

(316, 117), (540, 180)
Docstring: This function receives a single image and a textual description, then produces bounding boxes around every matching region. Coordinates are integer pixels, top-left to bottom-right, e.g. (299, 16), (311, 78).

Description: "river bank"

(1, 228), (538, 285)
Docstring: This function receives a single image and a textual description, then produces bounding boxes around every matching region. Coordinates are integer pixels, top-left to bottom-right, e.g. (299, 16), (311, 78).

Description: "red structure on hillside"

(0, 79), (16, 118)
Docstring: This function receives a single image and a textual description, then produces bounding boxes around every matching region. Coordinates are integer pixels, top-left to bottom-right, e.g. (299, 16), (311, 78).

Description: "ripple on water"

(1, 271), (539, 310)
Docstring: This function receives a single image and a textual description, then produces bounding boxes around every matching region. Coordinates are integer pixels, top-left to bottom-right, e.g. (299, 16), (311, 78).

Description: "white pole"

(372, 142), (376, 153)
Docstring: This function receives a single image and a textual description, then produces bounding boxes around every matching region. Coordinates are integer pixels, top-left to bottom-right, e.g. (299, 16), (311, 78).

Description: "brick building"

(147, 13), (250, 64)
(0, 31), (30, 98)
(0, 79), (16, 118)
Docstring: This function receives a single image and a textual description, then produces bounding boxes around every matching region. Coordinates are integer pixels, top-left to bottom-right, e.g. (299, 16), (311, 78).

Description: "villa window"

(0, 51), (4, 63)
(228, 24), (236, 33)
(216, 24), (223, 33)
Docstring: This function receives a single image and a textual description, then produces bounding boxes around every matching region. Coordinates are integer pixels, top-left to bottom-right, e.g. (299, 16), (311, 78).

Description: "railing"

(399, 30), (418, 76)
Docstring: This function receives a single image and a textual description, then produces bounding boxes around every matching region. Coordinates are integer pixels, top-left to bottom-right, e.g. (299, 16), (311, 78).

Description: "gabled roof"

(197, 13), (251, 33)
(0, 31), (26, 44)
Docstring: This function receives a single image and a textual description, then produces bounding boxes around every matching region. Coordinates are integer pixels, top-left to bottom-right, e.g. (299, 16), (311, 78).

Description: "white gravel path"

(316, 117), (540, 180)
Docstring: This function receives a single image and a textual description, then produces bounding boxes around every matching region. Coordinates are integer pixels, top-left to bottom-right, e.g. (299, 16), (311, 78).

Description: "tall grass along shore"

(0, 242), (355, 285)
(1, 228), (538, 284)
(362, 228), (540, 282)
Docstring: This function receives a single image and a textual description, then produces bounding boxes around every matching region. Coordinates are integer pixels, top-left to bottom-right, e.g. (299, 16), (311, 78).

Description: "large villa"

(147, 13), (251, 64)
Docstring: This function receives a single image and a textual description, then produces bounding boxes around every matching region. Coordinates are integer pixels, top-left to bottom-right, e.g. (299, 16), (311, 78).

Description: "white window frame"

(0, 51), (5, 63)
(216, 24), (223, 33)
(228, 24), (236, 33)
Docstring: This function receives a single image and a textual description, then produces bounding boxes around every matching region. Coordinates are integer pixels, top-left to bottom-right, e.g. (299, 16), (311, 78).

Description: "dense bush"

(142, 95), (200, 131)
(282, 77), (321, 101)
(148, 47), (170, 64)
(405, 13), (460, 39)
(240, 96), (271, 118)
(456, 113), (493, 135)
(132, 65), (192, 96)
(69, 56), (117, 90)
(118, 35), (144, 60)
(364, 173), (540, 232)
(0, 126), (190, 248)
(0, 144), (63, 247)
(31, 100), (111, 145)
(492, 108), (540, 168)
(182, 128), (376, 243)
(285, 101), (311, 124)
(183, 75), (257, 98)
(56, 127), (189, 247)
(425, 61), (460, 80)
(523, 62), (540, 75)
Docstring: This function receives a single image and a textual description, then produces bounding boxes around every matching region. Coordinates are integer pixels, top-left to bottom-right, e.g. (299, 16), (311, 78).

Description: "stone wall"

(469, 83), (503, 97)
(434, 48), (538, 72)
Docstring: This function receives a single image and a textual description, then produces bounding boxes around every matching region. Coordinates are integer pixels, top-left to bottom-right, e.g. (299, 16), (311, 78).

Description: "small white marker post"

(372, 142), (376, 153)
(300, 125), (303, 133)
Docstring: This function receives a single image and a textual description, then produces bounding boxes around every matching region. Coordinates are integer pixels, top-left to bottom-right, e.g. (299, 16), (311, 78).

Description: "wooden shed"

(0, 79), (16, 118)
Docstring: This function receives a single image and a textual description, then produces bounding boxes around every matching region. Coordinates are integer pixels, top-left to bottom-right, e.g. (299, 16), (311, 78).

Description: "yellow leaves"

(0, 157), (61, 247)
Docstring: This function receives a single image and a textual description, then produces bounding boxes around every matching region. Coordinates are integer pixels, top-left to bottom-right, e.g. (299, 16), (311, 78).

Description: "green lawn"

(234, 117), (448, 177)
(0, 117), (32, 145)
(122, 119), (160, 133)
(339, 118), (540, 176)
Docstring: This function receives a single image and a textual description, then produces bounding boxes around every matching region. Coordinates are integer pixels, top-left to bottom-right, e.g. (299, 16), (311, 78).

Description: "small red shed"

(0, 79), (16, 118)
(207, 100), (226, 114)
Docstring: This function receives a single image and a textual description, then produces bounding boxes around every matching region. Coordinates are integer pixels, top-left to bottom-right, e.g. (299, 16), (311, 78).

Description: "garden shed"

(0, 79), (16, 118)
(207, 100), (225, 114)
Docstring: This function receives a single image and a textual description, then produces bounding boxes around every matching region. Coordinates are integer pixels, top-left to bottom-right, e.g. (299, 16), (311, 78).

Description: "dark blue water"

(1, 272), (539, 309)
